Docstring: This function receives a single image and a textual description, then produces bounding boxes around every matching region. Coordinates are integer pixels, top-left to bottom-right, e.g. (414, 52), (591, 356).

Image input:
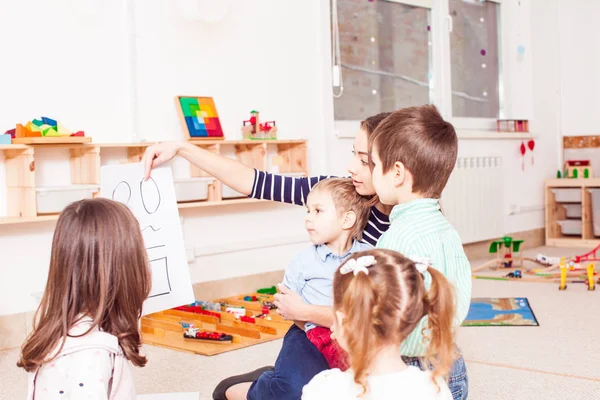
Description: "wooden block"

(162, 309), (220, 325)
(207, 180), (222, 201)
(227, 320), (277, 335)
(215, 323), (261, 339)
(216, 298), (264, 312)
(253, 317), (293, 333)
(70, 146), (100, 184)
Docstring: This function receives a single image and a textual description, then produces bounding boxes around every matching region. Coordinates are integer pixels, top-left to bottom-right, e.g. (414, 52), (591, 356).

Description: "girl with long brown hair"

(18, 198), (151, 399)
(302, 249), (455, 400)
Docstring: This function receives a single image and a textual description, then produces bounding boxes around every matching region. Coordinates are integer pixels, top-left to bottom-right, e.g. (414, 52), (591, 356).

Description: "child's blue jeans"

(403, 350), (469, 400)
(247, 324), (469, 400)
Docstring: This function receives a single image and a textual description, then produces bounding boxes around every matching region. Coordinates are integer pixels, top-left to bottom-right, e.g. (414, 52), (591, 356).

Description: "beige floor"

(1, 246), (599, 399)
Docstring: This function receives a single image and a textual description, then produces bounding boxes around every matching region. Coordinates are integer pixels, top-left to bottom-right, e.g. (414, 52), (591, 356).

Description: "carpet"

(462, 297), (539, 326)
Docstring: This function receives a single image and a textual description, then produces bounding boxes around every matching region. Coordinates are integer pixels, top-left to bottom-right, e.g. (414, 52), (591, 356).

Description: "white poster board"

(100, 162), (194, 315)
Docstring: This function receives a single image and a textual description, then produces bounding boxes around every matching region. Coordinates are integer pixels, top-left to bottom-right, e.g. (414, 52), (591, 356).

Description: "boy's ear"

(342, 210), (357, 231)
(393, 161), (406, 187)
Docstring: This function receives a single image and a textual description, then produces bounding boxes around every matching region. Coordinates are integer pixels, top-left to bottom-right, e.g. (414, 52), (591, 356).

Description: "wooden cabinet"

(545, 178), (600, 247)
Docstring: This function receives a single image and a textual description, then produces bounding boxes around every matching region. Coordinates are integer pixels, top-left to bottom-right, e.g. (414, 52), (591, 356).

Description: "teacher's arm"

(143, 141), (334, 206)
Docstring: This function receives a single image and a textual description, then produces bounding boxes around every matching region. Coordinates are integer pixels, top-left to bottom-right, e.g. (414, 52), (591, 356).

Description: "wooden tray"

(141, 293), (292, 356)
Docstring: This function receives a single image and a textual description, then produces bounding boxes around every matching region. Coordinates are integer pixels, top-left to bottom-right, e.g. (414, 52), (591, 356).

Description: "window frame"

(330, 0), (506, 138)
(446, 0), (504, 130)
(332, 0), (434, 138)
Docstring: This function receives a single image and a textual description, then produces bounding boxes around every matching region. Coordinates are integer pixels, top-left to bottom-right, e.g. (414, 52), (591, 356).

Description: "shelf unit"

(545, 178), (600, 247)
(0, 139), (307, 225)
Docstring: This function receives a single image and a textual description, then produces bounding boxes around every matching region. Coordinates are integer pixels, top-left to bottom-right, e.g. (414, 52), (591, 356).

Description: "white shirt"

(302, 366), (453, 400)
(27, 317), (136, 400)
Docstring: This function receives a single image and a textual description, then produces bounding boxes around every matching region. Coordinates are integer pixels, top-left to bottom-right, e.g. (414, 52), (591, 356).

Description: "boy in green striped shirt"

(369, 105), (472, 400)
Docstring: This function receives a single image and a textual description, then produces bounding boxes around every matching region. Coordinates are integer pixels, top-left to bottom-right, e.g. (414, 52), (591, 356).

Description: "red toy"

(241, 110), (277, 140)
(182, 325), (233, 342)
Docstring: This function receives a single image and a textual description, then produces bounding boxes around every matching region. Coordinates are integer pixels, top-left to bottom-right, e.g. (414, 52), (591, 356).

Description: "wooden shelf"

(0, 198), (267, 225)
(0, 144), (29, 150)
(0, 215), (59, 225)
(0, 139), (306, 149)
(545, 178), (600, 187)
(12, 137), (91, 145)
(0, 138), (308, 224)
(545, 178), (600, 247)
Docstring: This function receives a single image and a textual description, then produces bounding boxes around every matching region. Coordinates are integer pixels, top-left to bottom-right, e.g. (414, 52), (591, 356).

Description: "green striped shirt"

(376, 198), (472, 357)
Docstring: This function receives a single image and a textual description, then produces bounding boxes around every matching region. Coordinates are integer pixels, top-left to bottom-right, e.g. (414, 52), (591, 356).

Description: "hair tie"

(340, 255), (376, 276)
(409, 256), (432, 275)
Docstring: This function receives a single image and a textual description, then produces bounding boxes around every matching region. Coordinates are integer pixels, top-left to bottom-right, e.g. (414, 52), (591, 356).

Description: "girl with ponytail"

(302, 249), (455, 399)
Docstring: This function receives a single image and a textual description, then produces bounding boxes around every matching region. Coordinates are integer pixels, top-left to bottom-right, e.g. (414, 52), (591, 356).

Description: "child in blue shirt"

(215, 178), (371, 400)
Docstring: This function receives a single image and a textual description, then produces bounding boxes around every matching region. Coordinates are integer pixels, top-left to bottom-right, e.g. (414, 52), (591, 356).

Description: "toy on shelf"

(175, 96), (224, 140)
(11, 117), (89, 144)
(241, 110), (277, 140)
(497, 119), (529, 133)
(558, 160), (593, 179)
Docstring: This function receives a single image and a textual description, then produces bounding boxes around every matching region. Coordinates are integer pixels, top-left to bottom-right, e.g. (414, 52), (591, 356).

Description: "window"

(450, 0), (501, 119)
(329, 0), (506, 134)
(331, 0), (432, 121)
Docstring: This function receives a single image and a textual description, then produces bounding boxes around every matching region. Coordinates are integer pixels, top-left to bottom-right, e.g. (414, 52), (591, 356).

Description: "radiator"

(441, 156), (505, 244)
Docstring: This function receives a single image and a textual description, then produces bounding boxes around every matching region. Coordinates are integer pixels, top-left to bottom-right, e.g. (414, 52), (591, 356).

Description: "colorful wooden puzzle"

(175, 96), (224, 140)
(141, 292), (293, 356)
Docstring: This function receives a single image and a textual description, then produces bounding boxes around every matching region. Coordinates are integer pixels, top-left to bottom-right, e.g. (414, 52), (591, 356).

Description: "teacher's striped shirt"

(250, 170), (389, 247)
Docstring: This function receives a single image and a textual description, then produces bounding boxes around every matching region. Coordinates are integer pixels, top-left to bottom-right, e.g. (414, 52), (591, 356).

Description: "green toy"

(489, 236), (524, 268)
(257, 286), (277, 295)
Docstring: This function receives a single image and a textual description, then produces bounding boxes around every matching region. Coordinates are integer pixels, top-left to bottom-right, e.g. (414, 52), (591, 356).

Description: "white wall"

(0, 0), (328, 316)
(557, 0), (600, 137)
(559, 0), (600, 170)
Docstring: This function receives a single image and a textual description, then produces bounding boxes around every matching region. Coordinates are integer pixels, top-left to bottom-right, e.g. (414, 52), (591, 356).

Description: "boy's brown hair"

(18, 198), (151, 372)
(369, 105), (458, 198)
(311, 178), (371, 241)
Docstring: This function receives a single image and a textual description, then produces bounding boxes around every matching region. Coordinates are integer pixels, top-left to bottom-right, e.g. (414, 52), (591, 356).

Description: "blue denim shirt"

(282, 240), (372, 331)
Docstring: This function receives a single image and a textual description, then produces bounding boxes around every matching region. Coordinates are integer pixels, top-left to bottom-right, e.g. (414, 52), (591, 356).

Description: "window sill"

(456, 130), (536, 140)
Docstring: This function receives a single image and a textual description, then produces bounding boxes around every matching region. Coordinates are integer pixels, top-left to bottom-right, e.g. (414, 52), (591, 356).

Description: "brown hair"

(360, 112), (392, 136)
(18, 198), (151, 372)
(369, 105), (458, 198)
(311, 178), (371, 241)
(333, 249), (456, 394)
